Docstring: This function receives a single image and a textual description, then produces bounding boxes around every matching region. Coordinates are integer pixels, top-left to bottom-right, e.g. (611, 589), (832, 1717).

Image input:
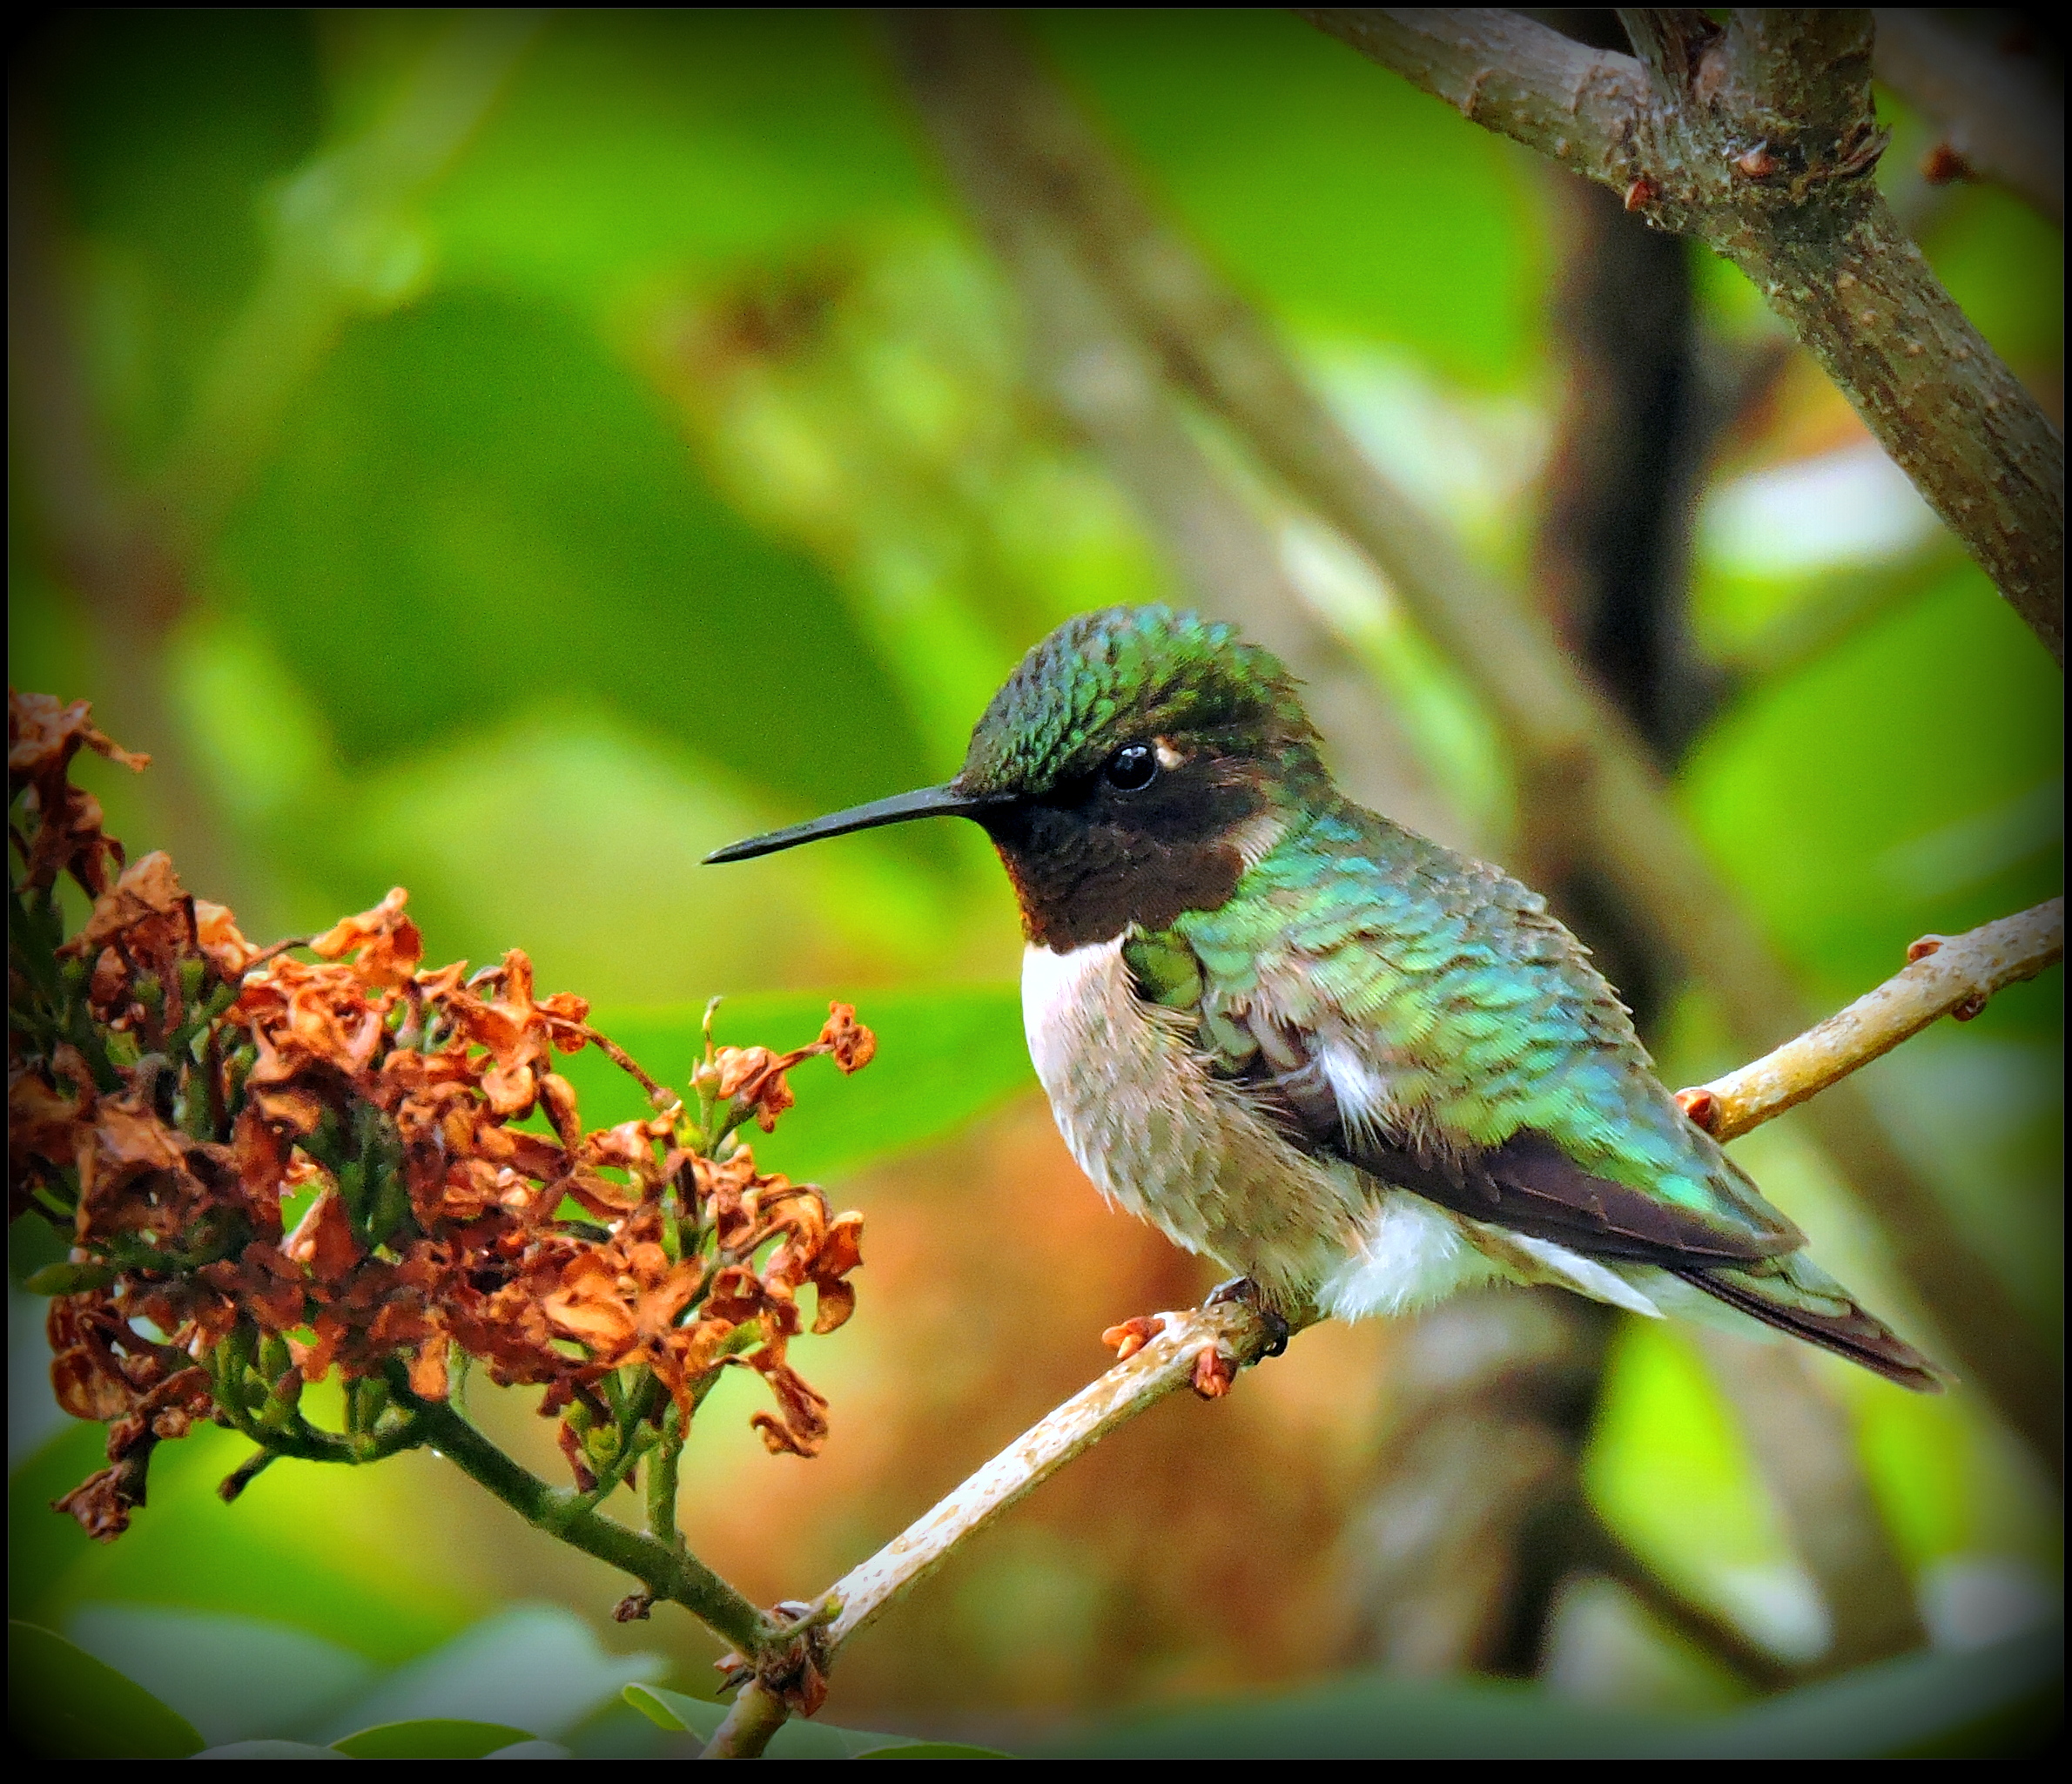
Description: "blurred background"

(8, 7), (2061, 1755)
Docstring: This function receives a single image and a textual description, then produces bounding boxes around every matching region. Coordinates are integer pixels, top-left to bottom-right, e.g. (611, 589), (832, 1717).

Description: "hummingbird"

(709, 606), (1939, 1390)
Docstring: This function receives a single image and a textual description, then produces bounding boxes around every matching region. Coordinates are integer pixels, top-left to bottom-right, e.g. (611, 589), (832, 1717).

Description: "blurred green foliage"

(8, 6), (2059, 1755)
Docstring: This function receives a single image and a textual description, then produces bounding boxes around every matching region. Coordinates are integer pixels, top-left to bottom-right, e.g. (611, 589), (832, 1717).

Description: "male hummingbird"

(710, 606), (1938, 1390)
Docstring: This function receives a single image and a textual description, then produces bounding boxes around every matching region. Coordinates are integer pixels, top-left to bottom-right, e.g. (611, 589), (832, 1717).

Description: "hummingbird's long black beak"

(703, 784), (1013, 864)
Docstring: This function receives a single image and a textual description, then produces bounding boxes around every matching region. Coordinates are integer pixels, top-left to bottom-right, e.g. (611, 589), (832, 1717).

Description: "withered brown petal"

(817, 1003), (877, 1074)
(282, 1188), (361, 1282)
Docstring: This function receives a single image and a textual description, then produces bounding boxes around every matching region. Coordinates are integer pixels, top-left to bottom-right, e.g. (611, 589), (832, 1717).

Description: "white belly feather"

(1021, 939), (1668, 1324)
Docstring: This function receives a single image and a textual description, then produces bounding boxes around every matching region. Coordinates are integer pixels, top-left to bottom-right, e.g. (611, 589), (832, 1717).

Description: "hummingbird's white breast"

(1020, 937), (1372, 1307)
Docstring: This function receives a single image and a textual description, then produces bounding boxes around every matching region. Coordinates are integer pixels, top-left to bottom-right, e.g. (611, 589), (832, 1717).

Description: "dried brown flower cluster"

(9, 690), (871, 1542)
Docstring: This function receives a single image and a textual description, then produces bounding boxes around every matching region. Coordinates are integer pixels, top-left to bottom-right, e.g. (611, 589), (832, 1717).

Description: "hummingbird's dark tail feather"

(1672, 1259), (1948, 1392)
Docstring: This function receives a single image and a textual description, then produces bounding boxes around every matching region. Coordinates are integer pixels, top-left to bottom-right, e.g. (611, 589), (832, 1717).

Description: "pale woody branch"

(1689, 899), (2066, 1142)
(703, 1301), (1280, 1756)
(704, 899), (2063, 1754)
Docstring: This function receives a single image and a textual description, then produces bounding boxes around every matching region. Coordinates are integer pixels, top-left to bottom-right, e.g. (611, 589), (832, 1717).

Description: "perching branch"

(1299, 8), (2065, 666)
(884, 2), (2059, 1481)
(703, 1301), (1286, 1756)
(704, 885), (2065, 1749)
(1687, 899), (2066, 1142)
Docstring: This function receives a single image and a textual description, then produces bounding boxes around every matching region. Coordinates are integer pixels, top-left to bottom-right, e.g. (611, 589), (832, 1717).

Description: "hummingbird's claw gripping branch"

(1204, 1276), (1293, 1357)
(1100, 1313), (1167, 1361)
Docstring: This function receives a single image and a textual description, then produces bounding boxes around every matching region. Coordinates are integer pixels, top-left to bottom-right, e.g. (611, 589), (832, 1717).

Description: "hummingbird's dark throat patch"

(982, 754), (1269, 952)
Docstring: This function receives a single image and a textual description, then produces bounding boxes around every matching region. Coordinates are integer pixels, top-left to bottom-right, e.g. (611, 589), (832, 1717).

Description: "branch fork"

(1301, 7), (2064, 663)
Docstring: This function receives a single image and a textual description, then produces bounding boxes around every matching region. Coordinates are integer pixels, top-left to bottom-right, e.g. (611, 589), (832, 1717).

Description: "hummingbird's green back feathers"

(1160, 800), (1793, 1256)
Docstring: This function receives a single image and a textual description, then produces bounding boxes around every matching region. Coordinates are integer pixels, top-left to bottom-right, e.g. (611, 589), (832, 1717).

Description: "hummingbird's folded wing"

(1322, 1109), (1788, 1265)
(1222, 1000), (1794, 1266)
(1154, 816), (1806, 1271)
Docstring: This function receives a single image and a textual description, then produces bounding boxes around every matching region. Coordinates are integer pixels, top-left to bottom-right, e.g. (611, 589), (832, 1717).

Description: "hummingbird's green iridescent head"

(708, 605), (1327, 948)
(954, 605), (1317, 799)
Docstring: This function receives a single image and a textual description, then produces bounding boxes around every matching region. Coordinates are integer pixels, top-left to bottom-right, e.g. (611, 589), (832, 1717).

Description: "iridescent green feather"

(1142, 799), (1793, 1252)
(959, 605), (1320, 797)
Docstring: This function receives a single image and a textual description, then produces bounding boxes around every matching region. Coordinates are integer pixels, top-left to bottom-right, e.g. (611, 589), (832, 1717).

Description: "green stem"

(647, 1402), (684, 1549)
(216, 1448), (279, 1503)
(384, 1364), (780, 1659)
(702, 1682), (792, 1760)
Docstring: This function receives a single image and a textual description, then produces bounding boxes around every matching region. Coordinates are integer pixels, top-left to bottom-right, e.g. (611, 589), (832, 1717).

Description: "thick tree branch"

(888, 6), (2058, 1470)
(1301, 8), (2065, 665)
(1690, 899), (2066, 1142)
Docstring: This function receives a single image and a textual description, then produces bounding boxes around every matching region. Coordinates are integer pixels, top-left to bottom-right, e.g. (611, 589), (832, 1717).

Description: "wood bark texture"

(1300, 7), (2064, 664)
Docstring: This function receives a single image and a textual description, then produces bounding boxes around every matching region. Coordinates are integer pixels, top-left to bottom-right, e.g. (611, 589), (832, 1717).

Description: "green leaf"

(222, 289), (932, 815)
(765, 1717), (925, 1760)
(618, 1685), (937, 1758)
(23, 1261), (115, 1296)
(564, 986), (1033, 1182)
(7, 1620), (205, 1759)
(9, 1211), (71, 1288)
(62, 1604), (378, 1747)
(331, 1719), (539, 1758)
(856, 1740), (1013, 1758)
(1039, 1624), (2061, 1759)
(622, 1682), (726, 1739)
(1678, 1624), (2062, 1760)
(197, 1740), (349, 1758)
(307, 1606), (663, 1742)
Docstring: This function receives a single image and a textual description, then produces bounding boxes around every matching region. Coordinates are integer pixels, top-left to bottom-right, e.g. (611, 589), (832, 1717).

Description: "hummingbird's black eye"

(1104, 743), (1159, 792)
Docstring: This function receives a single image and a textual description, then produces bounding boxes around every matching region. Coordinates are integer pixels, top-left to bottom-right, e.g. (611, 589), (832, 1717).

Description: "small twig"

(646, 1402), (684, 1547)
(1687, 899), (2065, 1142)
(214, 1448), (279, 1504)
(829, 1302), (1282, 1647)
(1564, 1498), (1800, 1693)
(579, 1024), (672, 1106)
(1871, 9), (2063, 228)
(703, 1300), (1287, 1756)
(571, 1419), (652, 1512)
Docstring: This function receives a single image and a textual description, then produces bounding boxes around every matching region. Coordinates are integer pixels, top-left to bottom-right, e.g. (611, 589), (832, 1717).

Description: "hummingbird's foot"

(1100, 1313), (1167, 1362)
(1191, 1345), (1237, 1398)
(1203, 1276), (1291, 1357)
